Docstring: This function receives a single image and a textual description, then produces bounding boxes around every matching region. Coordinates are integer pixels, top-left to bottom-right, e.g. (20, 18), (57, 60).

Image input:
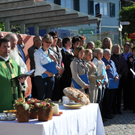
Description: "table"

(0, 103), (105, 135)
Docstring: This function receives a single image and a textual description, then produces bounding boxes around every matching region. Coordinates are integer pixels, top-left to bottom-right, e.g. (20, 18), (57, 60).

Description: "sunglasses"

(45, 41), (52, 44)
(53, 37), (58, 39)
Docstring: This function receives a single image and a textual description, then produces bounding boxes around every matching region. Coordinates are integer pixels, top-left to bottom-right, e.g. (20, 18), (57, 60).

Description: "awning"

(0, 0), (101, 35)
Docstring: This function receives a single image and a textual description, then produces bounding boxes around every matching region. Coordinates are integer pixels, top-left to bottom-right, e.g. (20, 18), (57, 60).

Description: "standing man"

(0, 38), (26, 112)
(0, 32), (4, 39)
(121, 42), (132, 110)
(17, 34), (26, 63)
(28, 36), (42, 98)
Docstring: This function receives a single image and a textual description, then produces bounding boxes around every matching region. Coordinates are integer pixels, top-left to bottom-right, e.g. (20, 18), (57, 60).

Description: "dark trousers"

(52, 76), (60, 101)
(113, 78), (123, 111)
(102, 88), (115, 117)
(97, 85), (105, 112)
(132, 78), (135, 111)
(31, 77), (38, 98)
(34, 76), (55, 100)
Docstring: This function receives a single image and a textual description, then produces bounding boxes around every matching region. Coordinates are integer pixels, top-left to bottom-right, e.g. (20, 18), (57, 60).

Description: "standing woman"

(102, 37), (113, 50)
(92, 48), (108, 109)
(60, 37), (74, 99)
(111, 44), (127, 114)
(83, 49), (104, 103)
(49, 31), (64, 101)
(70, 46), (89, 93)
(34, 34), (56, 100)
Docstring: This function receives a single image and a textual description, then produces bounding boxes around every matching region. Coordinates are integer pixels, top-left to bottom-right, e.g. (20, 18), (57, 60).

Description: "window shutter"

(88, 0), (94, 15)
(110, 3), (115, 17)
(54, 0), (61, 5)
(73, 0), (80, 11)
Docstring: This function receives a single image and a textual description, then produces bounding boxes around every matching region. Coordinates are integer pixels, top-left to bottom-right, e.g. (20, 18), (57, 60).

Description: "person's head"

(0, 38), (11, 58)
(62, 37), (72, 50)
(0, 32), (4, 39)
(86, 41), (95, 51)
(132, 46), (135, 57)
(103, 49), (111, 61)
(84, 49), (93, 61)
(72, 36), (81, 49)
(42, 34), (53, 50)
(124, 42), (131, 53)
(17, 34), (23, 45)
(79, 36), (86, 46)
(94, 48), (103, 60)
(33, 36), (42, 49)
(112, 44), (120, 55)
(57, 38), (62, 48)
(48, 31), (58, 46)
(102, 37), (112, 50)
(74, 46), (84, 59)
(4, 33), (18, 50)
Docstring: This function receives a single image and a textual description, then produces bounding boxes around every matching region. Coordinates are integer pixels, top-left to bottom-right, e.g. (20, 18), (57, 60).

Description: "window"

(94, 2), (109, 16)
(88, 0), (94, 15)
(110, 3), (115, 17)
(73, 0), (80, 11)
(54, 0), (61, 5)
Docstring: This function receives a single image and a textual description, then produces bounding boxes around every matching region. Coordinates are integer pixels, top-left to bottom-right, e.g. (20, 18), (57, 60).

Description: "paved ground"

(104, 107), (135, 135)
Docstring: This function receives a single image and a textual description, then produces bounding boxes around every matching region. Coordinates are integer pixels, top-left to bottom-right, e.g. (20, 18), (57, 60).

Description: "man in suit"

(16, 34), (26, 63)
(28, 36), (42, 98)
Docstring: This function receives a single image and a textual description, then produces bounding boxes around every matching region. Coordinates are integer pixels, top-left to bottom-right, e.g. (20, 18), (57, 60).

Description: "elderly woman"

(92, 48), (108, 113)
(102, 37), (113, 50)
(34, 34), (57, 100)
(70, 46), (89, 93)
(111, 44), (127, 114)
(86, 41), (95, 52)
(83, 49), (104, 103)
(102, 49), (119, 119)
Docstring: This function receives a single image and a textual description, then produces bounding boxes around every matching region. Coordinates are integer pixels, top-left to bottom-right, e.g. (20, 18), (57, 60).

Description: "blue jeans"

(34, 76), (55, 100)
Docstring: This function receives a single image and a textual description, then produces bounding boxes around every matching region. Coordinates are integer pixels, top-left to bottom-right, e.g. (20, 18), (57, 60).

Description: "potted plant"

(15, 98), (29, 122)
(36, 99), (54, 121)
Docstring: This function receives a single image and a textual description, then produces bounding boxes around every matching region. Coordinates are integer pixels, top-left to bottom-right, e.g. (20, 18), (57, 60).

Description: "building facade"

(46, 0), (120, 44)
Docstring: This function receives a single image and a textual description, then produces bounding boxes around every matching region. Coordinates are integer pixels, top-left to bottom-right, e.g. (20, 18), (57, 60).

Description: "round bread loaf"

(63, 87), (90, 105)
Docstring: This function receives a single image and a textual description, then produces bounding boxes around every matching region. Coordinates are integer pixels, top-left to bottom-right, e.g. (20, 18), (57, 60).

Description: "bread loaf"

(63, 87), (90, 105)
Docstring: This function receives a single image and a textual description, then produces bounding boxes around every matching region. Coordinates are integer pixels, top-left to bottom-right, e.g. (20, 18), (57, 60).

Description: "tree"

(119, 4), (135, 35)
(121, 0), (135, 8)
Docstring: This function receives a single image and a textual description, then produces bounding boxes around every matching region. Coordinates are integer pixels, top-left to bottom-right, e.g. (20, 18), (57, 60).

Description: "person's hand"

(58, 68), (64, 75)
(84, 84), (89, 89)
(45, 71), (54, 77)
(115, 76), (119, 82)
(97, 81), (101, 87)
(101, 75), (105, 80)
(18, 77), (26, 83)
(25, 88), (31, 98)
(103, 81), (107, 85)
(106, 64), (111, 70)
(119, 74), (122, 79)
(49, 54), (57, 64)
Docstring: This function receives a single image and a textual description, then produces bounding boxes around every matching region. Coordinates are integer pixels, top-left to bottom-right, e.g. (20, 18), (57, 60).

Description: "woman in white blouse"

(34, 34), (57, 100)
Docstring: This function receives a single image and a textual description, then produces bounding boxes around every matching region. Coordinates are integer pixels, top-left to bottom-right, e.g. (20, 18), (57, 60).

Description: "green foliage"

(0, 22), (5, 31)
(95, 40), (102, 48)
(119, 4), (135, 35)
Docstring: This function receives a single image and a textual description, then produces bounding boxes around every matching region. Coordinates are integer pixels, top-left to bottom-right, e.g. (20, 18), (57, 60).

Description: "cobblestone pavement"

(104, 107), (135, 135)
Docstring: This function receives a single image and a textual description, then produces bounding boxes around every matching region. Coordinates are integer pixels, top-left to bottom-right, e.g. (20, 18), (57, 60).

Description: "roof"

(0, 0), (101, 34)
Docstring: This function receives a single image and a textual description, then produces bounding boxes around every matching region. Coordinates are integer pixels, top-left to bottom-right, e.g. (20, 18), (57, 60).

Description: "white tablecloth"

(0, 103), (105, 135)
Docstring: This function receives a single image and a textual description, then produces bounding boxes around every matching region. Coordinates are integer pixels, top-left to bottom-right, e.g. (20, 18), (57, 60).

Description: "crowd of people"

(0, 31), (134, 122)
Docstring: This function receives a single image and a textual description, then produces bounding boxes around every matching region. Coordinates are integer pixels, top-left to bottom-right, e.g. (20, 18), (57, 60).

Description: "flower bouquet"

(15, 98), (29, 122)
(27, 98), (39, 119)
(36, 99), (54, 121)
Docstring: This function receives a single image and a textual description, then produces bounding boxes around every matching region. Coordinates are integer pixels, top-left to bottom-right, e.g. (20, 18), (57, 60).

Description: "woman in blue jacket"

(102, 49), (119, 119)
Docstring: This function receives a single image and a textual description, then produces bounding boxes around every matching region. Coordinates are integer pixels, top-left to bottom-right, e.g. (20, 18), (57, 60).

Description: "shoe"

(117, 110), (122, 114)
